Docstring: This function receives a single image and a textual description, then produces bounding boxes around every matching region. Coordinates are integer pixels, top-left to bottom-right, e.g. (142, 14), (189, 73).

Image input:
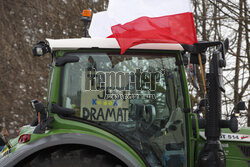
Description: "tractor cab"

(39, 38), (189, 167)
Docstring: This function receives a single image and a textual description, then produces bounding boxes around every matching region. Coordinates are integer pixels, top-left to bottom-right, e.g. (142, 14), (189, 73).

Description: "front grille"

(239, 145), (250, 157)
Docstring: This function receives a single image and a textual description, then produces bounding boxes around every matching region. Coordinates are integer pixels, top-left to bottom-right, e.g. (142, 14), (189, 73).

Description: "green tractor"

(0, 30), (248, 167)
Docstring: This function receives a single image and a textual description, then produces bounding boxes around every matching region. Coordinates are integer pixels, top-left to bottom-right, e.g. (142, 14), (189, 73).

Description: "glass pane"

(61, 52), (186, 167)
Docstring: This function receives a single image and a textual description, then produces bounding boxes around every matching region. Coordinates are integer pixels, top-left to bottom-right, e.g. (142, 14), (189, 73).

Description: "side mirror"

(236, 101), (246, 112)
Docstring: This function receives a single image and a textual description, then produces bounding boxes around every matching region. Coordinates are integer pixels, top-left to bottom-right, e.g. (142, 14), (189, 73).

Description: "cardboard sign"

(81, 71), (129, 122)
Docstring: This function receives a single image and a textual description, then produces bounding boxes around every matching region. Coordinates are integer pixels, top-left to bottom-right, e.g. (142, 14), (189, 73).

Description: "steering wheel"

(132, 104), (156, 130)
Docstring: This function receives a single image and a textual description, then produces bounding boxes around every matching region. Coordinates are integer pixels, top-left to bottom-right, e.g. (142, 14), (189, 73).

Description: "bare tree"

(0, 0), (108, 136)
(191, 0), (249, 125)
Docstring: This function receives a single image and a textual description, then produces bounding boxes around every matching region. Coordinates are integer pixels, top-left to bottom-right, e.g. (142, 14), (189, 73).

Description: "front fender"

(0, 133), (142, 167)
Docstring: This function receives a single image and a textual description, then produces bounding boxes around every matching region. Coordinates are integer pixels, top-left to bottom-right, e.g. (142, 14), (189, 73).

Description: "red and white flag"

(89, 0), (197, 54)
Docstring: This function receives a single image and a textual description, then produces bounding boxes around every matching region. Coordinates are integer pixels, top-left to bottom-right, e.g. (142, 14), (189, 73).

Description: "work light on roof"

(32, 41), (51, 57)
(81, 9), (92, 37)
(82, 10), (92, 17)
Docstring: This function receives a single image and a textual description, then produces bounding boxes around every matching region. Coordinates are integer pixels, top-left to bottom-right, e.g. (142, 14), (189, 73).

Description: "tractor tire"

(16, 144), (127, 167)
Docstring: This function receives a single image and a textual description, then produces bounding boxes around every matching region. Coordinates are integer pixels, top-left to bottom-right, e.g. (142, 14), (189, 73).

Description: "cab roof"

(46, 38), (184, 51)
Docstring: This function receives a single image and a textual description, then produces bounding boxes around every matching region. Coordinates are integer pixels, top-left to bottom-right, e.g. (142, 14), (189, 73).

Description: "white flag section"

(89, 0), (193, 38)
(89, 0), (197, 54)
(89, 12), (115, 38)
(108, 0), (192, 24)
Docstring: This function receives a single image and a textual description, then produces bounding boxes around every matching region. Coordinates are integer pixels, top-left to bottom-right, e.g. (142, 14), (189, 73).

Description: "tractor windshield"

(61, 52), (186, 167)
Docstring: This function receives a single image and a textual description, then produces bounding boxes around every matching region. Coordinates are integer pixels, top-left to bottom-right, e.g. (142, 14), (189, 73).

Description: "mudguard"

(0, 133), (142, 167)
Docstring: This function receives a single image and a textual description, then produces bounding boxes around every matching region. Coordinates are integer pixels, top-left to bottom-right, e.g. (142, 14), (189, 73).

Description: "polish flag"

(89, 0), (197, 54)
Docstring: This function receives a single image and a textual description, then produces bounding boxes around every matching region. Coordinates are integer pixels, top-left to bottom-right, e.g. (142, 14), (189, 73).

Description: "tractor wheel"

(16, 144), (127, 167)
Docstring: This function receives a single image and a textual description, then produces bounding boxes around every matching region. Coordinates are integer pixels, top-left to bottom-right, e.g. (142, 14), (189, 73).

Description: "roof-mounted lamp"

(32, 41), (51, 57)
(81, 9), (92, 37)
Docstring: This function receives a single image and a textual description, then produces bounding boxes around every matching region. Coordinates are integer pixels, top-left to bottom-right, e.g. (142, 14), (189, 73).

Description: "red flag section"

(110, 12), (197, 54)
